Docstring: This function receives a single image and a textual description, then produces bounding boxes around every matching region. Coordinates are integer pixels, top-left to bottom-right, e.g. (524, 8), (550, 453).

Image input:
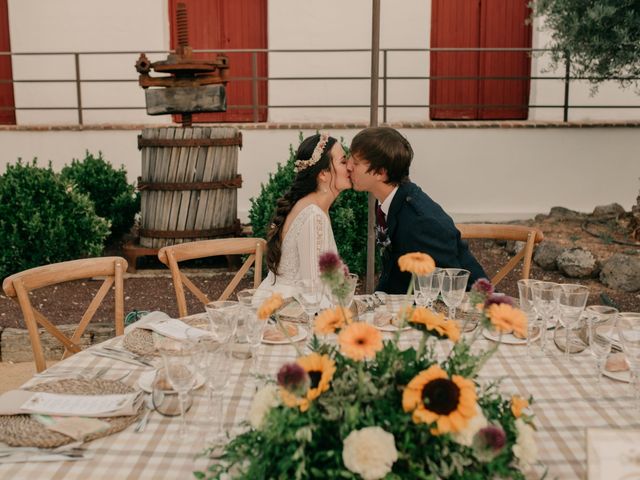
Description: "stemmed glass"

(588, 322), (614, 385)
(205, 300), (240, 343)
(294, 280), (324, 326)
(440, 269), (470, 320)
(616, 312), (640, 409)
(557, 284), (589, 362)
(417, 268), (444, 311)
(329, 273), (358, 309)
(517, 279), (541, 357)
(159, 340), (197, 437)
(531, 281), (561, 354)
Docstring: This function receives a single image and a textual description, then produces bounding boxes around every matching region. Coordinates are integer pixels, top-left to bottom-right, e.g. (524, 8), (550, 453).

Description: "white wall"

(1, 127), (637, 223)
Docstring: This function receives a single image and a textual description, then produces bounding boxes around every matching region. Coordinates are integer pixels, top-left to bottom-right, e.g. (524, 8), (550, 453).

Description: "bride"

(257, 133), (352, 297)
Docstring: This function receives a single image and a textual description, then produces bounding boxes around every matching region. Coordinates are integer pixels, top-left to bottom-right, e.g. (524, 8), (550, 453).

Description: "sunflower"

(257, 293), (284, 320)
(280, 353), (336, 412)
(402, 365), (477, 435)
(511, 395), (529, 418)
(338, 322), (383, 361)
(397, 252), (436, 276)
(314, 307), (352, 335)
(486, 303), (527, 337)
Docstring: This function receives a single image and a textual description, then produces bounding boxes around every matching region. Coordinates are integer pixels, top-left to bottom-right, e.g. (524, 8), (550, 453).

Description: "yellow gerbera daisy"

(314, 307), (352, 335)
(398, 252), (436, 276)
(487, 303), (527, 337)
(338, 322), (383, 361)
(402, 365), (477, 435)
(280, 353), (336, 412)
(257, 293), (284, 320)
(409, 307), (459, 342)
(511, 395), (529, 418)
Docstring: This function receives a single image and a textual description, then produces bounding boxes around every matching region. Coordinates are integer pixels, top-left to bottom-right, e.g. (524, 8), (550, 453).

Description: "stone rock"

(557, 248), (599, 278)
(592, 203), (626, 218)
(600, 254), (640, 292)
(548, 206), (585, 220)
(533, 241), (564, 270)
(504, 240), (525, 255)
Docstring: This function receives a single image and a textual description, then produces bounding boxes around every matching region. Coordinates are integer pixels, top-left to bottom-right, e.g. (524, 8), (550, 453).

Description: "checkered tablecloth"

(1, 324), (637, 479)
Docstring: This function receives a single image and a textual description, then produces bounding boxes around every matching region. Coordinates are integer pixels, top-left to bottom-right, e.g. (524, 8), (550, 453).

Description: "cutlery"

(96, 348), (155, 367)
(90, 350), (154, 368)
(134, 395), (154, 433)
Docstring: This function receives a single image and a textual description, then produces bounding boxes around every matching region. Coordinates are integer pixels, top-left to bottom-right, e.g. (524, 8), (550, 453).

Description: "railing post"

(74, 53), (83, 125)
(383, 49), (387, 123)
(563, 53), (571, 122)
(251, 51), (259, 122)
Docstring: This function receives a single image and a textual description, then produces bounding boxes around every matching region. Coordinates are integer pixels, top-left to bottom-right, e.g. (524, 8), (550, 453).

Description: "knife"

(90, 350), (154, 368)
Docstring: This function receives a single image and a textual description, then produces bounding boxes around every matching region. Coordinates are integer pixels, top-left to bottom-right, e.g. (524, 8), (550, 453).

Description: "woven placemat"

(123, 314), (209, 356)
(0, 379), (143, 448)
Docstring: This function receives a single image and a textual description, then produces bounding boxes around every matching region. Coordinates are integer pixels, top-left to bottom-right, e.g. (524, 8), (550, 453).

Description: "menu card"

(139, 318), (210, 341)
(587, 428), (640, 480)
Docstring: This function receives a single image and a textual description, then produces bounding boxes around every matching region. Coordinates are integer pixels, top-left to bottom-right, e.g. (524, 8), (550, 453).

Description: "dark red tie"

(376, 203), (387, 230)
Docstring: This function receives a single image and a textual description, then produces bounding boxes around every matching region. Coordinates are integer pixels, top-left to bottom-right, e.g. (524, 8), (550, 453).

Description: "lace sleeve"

(297, 208), (336, 283)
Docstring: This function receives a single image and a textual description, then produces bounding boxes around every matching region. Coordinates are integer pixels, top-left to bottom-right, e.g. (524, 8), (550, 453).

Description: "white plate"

(482, 326), (541, 345)
(137, 370), (206, 393)
(262, 326), (308, 345)
(602, 368), (631, 383)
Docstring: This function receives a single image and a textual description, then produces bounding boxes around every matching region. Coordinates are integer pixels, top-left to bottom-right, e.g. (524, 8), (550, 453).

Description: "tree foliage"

(533, 0), (640, 89)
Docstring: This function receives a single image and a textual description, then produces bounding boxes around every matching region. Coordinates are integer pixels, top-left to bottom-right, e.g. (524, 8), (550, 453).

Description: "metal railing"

(1, 47), (639, 125)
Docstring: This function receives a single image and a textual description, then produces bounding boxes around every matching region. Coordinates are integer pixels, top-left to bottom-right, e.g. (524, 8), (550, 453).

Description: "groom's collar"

(379, 186), (398, 217)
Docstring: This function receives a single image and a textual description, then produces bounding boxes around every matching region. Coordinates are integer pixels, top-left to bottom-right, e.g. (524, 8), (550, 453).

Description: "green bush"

(249, 134), (372, 276)
(61, 151), (139, 239)
(0, 160), (110, 279)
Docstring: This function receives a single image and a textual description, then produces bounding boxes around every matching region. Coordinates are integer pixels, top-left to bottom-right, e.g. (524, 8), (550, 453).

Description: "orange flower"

(441, 321), (461, 343)
(511, 395), (529, 418)
(398, 252), (436, 276)
(338, 322), (383, 361)
(486, 303), (527, 337)
(409, 307), (459, 342)
(402, 365), (477, 435)
(314, 307), (352, 335)
(257, 293), (284, 320)
(280, 353), (336, 412)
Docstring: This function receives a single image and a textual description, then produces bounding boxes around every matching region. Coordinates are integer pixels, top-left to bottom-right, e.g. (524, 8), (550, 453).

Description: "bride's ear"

(317, 169), (330, 184)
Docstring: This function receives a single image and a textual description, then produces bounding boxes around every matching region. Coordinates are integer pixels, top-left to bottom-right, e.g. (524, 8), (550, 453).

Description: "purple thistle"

(319, 251), (342, 275)
(277, 363), (309, 395)
(476, 425), (507, 451)
(484, 293), (514, 308)
(472, 278), (494, 296)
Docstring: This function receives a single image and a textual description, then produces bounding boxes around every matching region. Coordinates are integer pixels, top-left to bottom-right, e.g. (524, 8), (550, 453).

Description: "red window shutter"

(478, 0), (532, 119)
(0, 0), (15, 125)
(168, 0), (267, 123)
(430, 0), (480, 120)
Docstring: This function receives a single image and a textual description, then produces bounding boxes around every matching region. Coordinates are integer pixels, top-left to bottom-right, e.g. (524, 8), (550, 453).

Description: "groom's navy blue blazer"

(376, 180), (486, 293)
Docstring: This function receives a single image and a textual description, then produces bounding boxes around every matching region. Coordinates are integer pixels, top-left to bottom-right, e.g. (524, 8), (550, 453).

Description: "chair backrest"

(456, 224), (544, 287)
(157, 237), (266, 318)
(2, 256), (127, 373)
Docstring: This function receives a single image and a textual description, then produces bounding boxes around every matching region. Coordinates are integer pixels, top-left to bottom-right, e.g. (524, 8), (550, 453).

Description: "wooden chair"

(456, 224), (544, 287)
(157, 237), (266, 318)
(2, 257), (127, 373)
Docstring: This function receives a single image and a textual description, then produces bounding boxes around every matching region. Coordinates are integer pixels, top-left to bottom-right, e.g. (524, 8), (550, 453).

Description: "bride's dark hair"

(266, 133), (338, 275)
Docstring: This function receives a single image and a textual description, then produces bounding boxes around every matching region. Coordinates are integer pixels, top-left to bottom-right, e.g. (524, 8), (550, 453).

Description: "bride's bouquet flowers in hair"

(198, 254), (537, 479)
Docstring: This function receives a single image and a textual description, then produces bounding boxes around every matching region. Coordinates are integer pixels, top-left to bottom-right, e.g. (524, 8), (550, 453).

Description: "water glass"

(588, 323), (613, 385)
(517, 279), (541, 357)
(329, 273), (358, 308)
(294, 280), (324, 325)
(205, 300), (240, 343)
(557, 284), (589, 362)
(417, 268), (444, 310)
(440, 269), (470, 320)
(159, 341), (197, 436)
(616, 312), (640, 409)
(531, 281), (561, 354)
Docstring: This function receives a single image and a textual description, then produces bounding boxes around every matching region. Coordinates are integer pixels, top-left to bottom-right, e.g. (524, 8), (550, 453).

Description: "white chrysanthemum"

(342, 426), (398, 480)
(452, 406), (488, 446)
(248, 385), (279, 429)
(512, 418), (538, 468)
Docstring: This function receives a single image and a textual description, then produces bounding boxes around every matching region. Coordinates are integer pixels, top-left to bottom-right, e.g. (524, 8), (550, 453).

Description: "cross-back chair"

(157, 237), (266, 318)
(456, 224), (544, 287)
(2, 256), (127, 373)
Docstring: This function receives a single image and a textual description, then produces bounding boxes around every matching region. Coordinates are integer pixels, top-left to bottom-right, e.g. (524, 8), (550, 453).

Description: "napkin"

(0, 389), (143, 418)
(124, 311), (171, 334)
(588, 428), (640, 480)
(125, 311), (210, 341)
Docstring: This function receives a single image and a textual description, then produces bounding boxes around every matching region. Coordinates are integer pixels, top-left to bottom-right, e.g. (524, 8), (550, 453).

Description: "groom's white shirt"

(379, 186), (398, 218)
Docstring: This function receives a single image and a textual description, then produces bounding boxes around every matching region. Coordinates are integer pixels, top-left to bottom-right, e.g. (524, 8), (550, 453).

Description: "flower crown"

(294, 132), (330, 173)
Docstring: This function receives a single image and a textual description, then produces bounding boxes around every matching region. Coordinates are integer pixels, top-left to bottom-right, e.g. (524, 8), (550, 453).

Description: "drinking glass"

(517, 279), (541, 357)
(588, 323), (613, 385)
(531, 281), (561, 354)
(616, 312), (640, 409)
(205, 300), (240, 343)
(417, 268), (444, 310)
(329, 273), (358, 309)
(440, 269), (470, 320)
(245, 311), (267, 381)
(294, 280), (324, 325)
(557, 284), (589, 362)
(159, 341), (197, 436)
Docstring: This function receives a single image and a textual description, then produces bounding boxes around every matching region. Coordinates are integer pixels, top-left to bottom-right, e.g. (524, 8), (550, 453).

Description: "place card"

(140, 318), (210, 341)
(587, 428), (640, 480)
(20, 392), (142, 417)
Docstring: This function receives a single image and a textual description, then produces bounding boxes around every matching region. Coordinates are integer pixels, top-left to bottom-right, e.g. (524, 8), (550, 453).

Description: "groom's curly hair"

(266, 133), (338, 276)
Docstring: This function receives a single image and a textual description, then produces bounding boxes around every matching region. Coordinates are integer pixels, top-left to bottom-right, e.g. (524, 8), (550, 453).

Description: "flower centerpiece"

(197, 254), (537, 479)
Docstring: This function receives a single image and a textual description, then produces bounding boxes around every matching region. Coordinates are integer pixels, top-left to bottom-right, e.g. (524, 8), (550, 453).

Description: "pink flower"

(319, 251), (342, 274)
(277, 362), (309, 396)
(472, 278), (494, 296)
(484, 293), (514, 308)
(476, 425), (506, 451)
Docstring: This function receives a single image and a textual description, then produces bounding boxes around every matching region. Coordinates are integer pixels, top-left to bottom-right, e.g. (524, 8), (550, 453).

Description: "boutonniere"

(376, 224), (391, 256)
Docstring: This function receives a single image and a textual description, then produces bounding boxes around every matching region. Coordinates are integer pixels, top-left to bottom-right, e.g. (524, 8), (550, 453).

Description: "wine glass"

(329, 273), (358, 309)
(616, 312), (640, 409)
(245, 310), (267, 383)
(585, 305), (618, 374)
(531, 281), (561, 354)
(294, 280), (324, 326)
(517, 279), (541, 357)
(588, 323), (614, 385)
(159, 340), (197, 437)
(440, 269), (470, 320)
(557, 284), (589, 362)
(205, 300), (240, 343)
(417, 268), (444, 311)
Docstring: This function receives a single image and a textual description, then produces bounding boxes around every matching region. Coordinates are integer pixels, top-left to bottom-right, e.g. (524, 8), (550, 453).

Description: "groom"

(347, 127), (486, 293)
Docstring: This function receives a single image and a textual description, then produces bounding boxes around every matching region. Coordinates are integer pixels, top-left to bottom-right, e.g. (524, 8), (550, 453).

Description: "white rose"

(342, 426), (398, 480)
(248, 385), (279, 429)
(512, 418), (538, 468)
(452, 406), (487, 447)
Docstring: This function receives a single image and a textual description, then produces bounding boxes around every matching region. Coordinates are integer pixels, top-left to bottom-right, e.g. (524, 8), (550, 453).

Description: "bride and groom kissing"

(257, 127), (486, 297)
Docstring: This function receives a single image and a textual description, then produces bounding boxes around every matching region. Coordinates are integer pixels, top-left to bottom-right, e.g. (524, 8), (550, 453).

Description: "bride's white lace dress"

(257, 204), (337, 297)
